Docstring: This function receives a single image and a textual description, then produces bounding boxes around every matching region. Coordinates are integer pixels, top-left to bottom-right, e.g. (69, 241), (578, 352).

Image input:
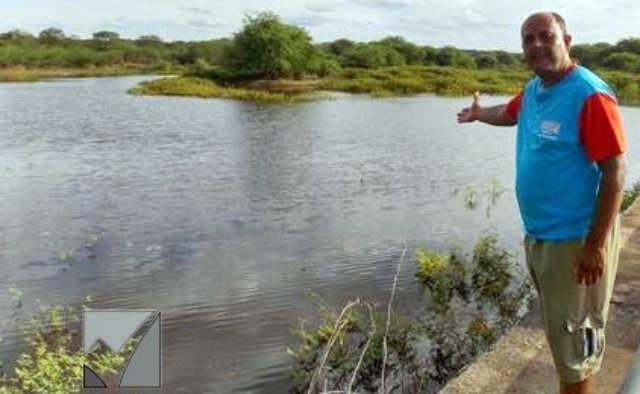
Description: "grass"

(128, 76), (329, 104)
(0, 65), (179, 82)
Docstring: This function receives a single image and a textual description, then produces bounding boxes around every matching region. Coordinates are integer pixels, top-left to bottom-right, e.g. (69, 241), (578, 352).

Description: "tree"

(422, 45), (438, 65)
(377, 36), (425, 65)
(38, 28), (66, 44)
(615, 38), (640, 55)
(92, 30), (120, 42)
(571, 42), (612, 69)
(326, 38), (356, 58)
(338, 42), (405, 68)
(0, 29), (36, 45)
(226, 12), (319, 79)
(93, 30), (120, 50)
(135, 35), (163, 46)
(494, 50), (521, 66)
(92, 30), (120, 50)
(603, 52), (640, 72)
(435, 46), (476, 68)
(475, 53), (498, 68)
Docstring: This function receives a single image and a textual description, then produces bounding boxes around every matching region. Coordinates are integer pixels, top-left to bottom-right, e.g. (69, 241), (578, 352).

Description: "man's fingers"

(576, 265), (603, 285)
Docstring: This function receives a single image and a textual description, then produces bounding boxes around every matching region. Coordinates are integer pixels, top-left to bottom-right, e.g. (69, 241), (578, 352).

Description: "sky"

(4, 0), (640, 52)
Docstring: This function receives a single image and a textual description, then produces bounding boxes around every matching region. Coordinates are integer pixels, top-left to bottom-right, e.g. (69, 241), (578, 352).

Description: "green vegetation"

(130, 65), (530, 103)
(128, 76), (327, 103)
(317, 65), (531, 97)
(0, 292), (133, 393)
(622, 181), (640, 212)
(0, 28), (215, 76)
(0, 65), (160, 82)
(288, 233), (533, 393)
(598, 70), (640, 106)
(5, 12), (640, 104)
(222, 12), (324, 80)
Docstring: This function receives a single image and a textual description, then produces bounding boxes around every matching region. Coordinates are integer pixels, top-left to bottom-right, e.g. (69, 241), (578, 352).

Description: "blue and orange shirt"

(505, 65), (627, 240)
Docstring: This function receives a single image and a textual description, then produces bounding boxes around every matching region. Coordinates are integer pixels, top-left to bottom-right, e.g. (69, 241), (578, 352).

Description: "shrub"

(621, 181), (640, 212)
(289, 233), (533, 393)
(0, 293), (132, 393)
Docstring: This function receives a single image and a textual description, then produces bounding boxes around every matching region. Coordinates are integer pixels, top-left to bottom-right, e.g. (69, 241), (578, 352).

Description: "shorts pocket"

(569, 325), (604, 363)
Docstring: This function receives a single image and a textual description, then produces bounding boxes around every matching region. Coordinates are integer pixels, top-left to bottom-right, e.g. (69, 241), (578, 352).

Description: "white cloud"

(188, 19), (227, 29)
(179, 6), (213, 16)
(350, 0), (414, 8)
(304, 3), (336, 13)
(284, 13), (328, 28)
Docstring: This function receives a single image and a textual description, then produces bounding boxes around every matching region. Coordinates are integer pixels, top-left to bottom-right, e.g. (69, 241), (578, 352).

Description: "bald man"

(457, 11), (627, 394)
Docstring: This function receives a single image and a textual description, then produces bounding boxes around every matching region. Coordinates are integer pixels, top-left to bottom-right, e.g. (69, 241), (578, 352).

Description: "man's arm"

(588, 155), (627, 246)
(456, 91), (517, 126)
(576, 154), (627, 285)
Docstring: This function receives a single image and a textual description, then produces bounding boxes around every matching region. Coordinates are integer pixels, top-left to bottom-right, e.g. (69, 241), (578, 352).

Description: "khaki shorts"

(524, 216), (621, 383)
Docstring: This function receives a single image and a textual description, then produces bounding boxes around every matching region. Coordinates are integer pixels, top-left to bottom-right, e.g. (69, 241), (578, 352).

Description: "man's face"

(521, 14), (571, 80)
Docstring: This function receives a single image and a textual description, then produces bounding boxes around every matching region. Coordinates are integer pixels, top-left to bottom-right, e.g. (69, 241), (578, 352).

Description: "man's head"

(521, 12), (573, 84)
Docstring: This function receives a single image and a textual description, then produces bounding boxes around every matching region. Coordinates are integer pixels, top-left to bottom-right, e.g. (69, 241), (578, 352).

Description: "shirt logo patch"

(540, 120), (561, 139)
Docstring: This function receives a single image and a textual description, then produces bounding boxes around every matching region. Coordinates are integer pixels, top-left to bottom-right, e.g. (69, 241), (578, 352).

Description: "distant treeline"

(4, 22), (640, 73)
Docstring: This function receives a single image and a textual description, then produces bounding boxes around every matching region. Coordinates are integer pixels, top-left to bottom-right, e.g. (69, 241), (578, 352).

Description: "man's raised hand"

(456, 91), (480, 123)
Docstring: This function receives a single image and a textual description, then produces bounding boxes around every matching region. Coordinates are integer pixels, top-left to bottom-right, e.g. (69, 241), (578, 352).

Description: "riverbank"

(4, 65), (640, 106)
(439, 200), (640, 394)
(0, 66), (177, 82)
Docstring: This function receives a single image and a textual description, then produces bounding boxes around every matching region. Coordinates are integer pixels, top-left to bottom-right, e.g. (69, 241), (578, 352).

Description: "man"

(457, 11), (627, 394)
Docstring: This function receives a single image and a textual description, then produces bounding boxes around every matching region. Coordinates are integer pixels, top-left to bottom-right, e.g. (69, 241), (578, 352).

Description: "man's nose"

(530, 37), (545, 48)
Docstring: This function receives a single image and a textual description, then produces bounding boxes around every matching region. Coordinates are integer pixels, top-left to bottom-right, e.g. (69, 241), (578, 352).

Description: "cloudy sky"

(4, 0), (640, 51)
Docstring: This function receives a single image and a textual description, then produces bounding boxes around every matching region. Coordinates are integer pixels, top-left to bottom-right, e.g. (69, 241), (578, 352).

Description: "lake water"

(1, 76), (639, 393)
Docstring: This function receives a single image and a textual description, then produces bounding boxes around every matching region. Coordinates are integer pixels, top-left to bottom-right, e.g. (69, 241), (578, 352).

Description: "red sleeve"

(579, 92), (627, 162)
(505, 91), (523, 121)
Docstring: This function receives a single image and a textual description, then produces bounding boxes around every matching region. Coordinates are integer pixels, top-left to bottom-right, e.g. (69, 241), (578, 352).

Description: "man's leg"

(559, 217), (621, 394)
(525, 219), (621, 394)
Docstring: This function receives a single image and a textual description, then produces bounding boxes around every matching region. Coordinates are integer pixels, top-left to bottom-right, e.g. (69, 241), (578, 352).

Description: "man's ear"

(564, 33), (572, 51)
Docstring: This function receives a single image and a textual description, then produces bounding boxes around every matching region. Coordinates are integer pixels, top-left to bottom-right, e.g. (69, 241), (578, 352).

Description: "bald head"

(520, 11), (573, 86)
(522, 12), (567, 35)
